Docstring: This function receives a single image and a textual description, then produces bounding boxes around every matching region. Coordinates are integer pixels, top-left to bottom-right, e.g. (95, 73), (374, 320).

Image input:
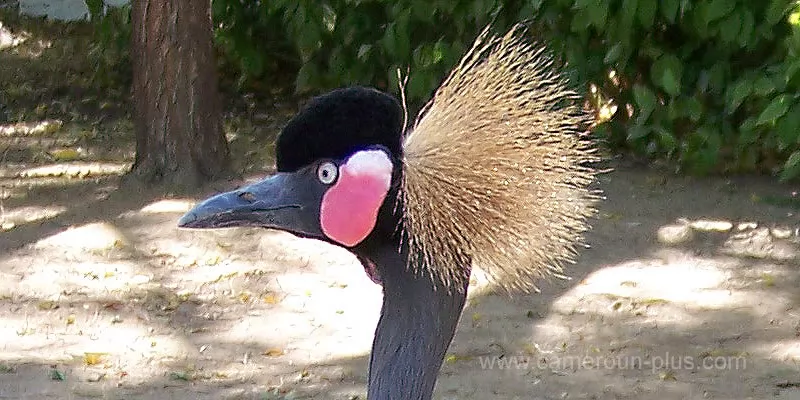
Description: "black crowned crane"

(179, 26), (598, 400)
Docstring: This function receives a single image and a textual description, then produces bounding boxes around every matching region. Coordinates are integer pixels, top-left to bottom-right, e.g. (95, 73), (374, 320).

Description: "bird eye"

(317, 162), (338, 185)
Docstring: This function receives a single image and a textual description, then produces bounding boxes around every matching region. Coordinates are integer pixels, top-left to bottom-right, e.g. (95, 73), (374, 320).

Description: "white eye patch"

(343, 149), (393, 188)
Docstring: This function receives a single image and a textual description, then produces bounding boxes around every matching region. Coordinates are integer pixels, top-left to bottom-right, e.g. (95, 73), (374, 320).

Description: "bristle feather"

(400, 24), (600, 293)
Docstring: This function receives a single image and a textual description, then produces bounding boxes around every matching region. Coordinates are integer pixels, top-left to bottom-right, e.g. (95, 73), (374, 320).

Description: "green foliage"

(211, 0), (298, 91)
(537, 0), (800, 178)
(84, 0), (800, 179)
(211, 0), (527, 105)
(85, 0), (131, 89)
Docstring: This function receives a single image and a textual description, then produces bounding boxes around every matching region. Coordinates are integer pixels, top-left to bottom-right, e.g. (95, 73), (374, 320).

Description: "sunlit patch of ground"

(0, 204), (65, 227)
(4, 144), (800, 399)
(16, 161), (129, 178)
(0, 19), (28, 50)
(0, 119), (61, 136)
(0, 207), (382, 399)
(437, 173), (800, 400)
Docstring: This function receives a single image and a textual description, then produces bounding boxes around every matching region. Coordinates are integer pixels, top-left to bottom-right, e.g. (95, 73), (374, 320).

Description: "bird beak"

(178, 172), (326, 239)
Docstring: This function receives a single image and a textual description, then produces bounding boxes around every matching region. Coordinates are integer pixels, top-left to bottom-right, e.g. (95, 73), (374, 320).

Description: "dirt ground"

(3, 11), (800, 400)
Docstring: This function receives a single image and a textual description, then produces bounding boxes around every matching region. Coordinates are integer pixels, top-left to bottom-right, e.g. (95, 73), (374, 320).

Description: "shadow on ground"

(2, 167), (800, 400)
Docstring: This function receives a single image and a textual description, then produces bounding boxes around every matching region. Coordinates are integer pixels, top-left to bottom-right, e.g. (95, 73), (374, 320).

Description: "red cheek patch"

(320, 150), (393, 247)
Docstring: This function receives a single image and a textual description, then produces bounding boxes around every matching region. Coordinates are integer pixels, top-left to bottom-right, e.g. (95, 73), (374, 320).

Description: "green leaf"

(627, 125), (652, 141)
(718, 12), (741, 43)
(571, 9), (592, 33)
(632, 84), (658, 123)
(357, 44), (372, 61)
(381, 23), (398, 58)
(766, 0), (789, 26)
(50, 369), (66, 381)
(704, 0), (735, 23)
(432, 41), (447, 65)
(756, 95), (792, 126)
(411, 0), (435, 22)
(776, 104), (800, 149)
(211, 0), (228, 20)
(725, 79), (753, 113)
(169, 371), (190, 381)
(655, 125), (678, 152)
(738, 120), (761, 145)
(651, 54), (683, 96)
(240, 48), (265, 76)
(641, 43), (664, 59)
(739, 117), (758, 135)
(295, 22), (321, 62)
(752, 75), (776, 96)
(395, 10), (412, 57)
(621, 0), (639, 25)
(692, 10), (710, 38)
(85, 0), (104, 19)
(613, 20), (633, 57)
(589, 0), (609, 30)
(637, 0), (657, 26)
(407, 73), (430, 101)
(780, 151), (800, 181)
(785, 59), (800, 85)
(706, 63), (728, 94)
(684, 97), (703, 121)
(738, 10), (755, 47)
(294, 62), (319, 93)
(604, 43), (623, 64)
(668, 97), (703, 121)
(687, 126), (722, 174)
(660, 0), (679, 23)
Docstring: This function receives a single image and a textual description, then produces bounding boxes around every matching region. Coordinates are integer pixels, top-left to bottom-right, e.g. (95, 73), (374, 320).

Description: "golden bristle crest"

(400, 24), (600, 292)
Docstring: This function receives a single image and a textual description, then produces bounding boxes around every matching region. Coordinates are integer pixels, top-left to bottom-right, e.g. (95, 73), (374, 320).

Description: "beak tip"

(177, 212), (198, 228)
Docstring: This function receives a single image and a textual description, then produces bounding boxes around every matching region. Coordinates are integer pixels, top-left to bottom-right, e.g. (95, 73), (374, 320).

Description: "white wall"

(19, 0), (128, 21)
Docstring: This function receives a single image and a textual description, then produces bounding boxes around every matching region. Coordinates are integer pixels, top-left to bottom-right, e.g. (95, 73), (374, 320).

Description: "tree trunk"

(130, 0), (230, 187)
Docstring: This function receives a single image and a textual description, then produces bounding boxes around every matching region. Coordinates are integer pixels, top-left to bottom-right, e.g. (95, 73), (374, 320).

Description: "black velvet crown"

(276, 87), (404, 173)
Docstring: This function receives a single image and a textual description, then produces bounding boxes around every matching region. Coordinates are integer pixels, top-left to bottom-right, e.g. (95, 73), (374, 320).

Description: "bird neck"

(364, 244), (470, 400)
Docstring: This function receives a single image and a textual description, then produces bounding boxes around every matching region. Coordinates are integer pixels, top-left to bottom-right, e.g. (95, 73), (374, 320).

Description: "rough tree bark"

(130, 0), (230, 187)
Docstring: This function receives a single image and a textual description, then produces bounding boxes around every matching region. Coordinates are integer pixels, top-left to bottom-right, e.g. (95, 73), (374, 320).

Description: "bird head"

(180, 86), (466, 400)
(179, 25), (600, 400)
(178, 87), (406, 263)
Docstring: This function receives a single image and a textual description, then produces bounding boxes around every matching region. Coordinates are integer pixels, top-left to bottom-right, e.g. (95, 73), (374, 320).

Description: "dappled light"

(688, 219), (735, 232)
(34, 221), (126, 250)
(18, 162), (129, 179)
(0, 204), (66, 227)
(0, 21), (29, 50)
(4, 8), (800, 400)
(556, 255), (734, 310)
(0, 16), (51, 57)
(140, 199), (195, 214)
(3, 124), (800, 399)
(0, 204), (384, 398)
(0, 119), (62, 136)
(755, 340), (800, 363)
(4, 162), (800, 399)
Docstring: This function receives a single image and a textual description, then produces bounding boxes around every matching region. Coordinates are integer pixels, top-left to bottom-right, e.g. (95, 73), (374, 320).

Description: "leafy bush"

(211, 0), (299, 92)
(85, 0), (131, 89)
(87, 0), (800, 179)
(536, 0), (800, 179)
(212, 0), (528, 105)
(209, 0), (800, 179)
